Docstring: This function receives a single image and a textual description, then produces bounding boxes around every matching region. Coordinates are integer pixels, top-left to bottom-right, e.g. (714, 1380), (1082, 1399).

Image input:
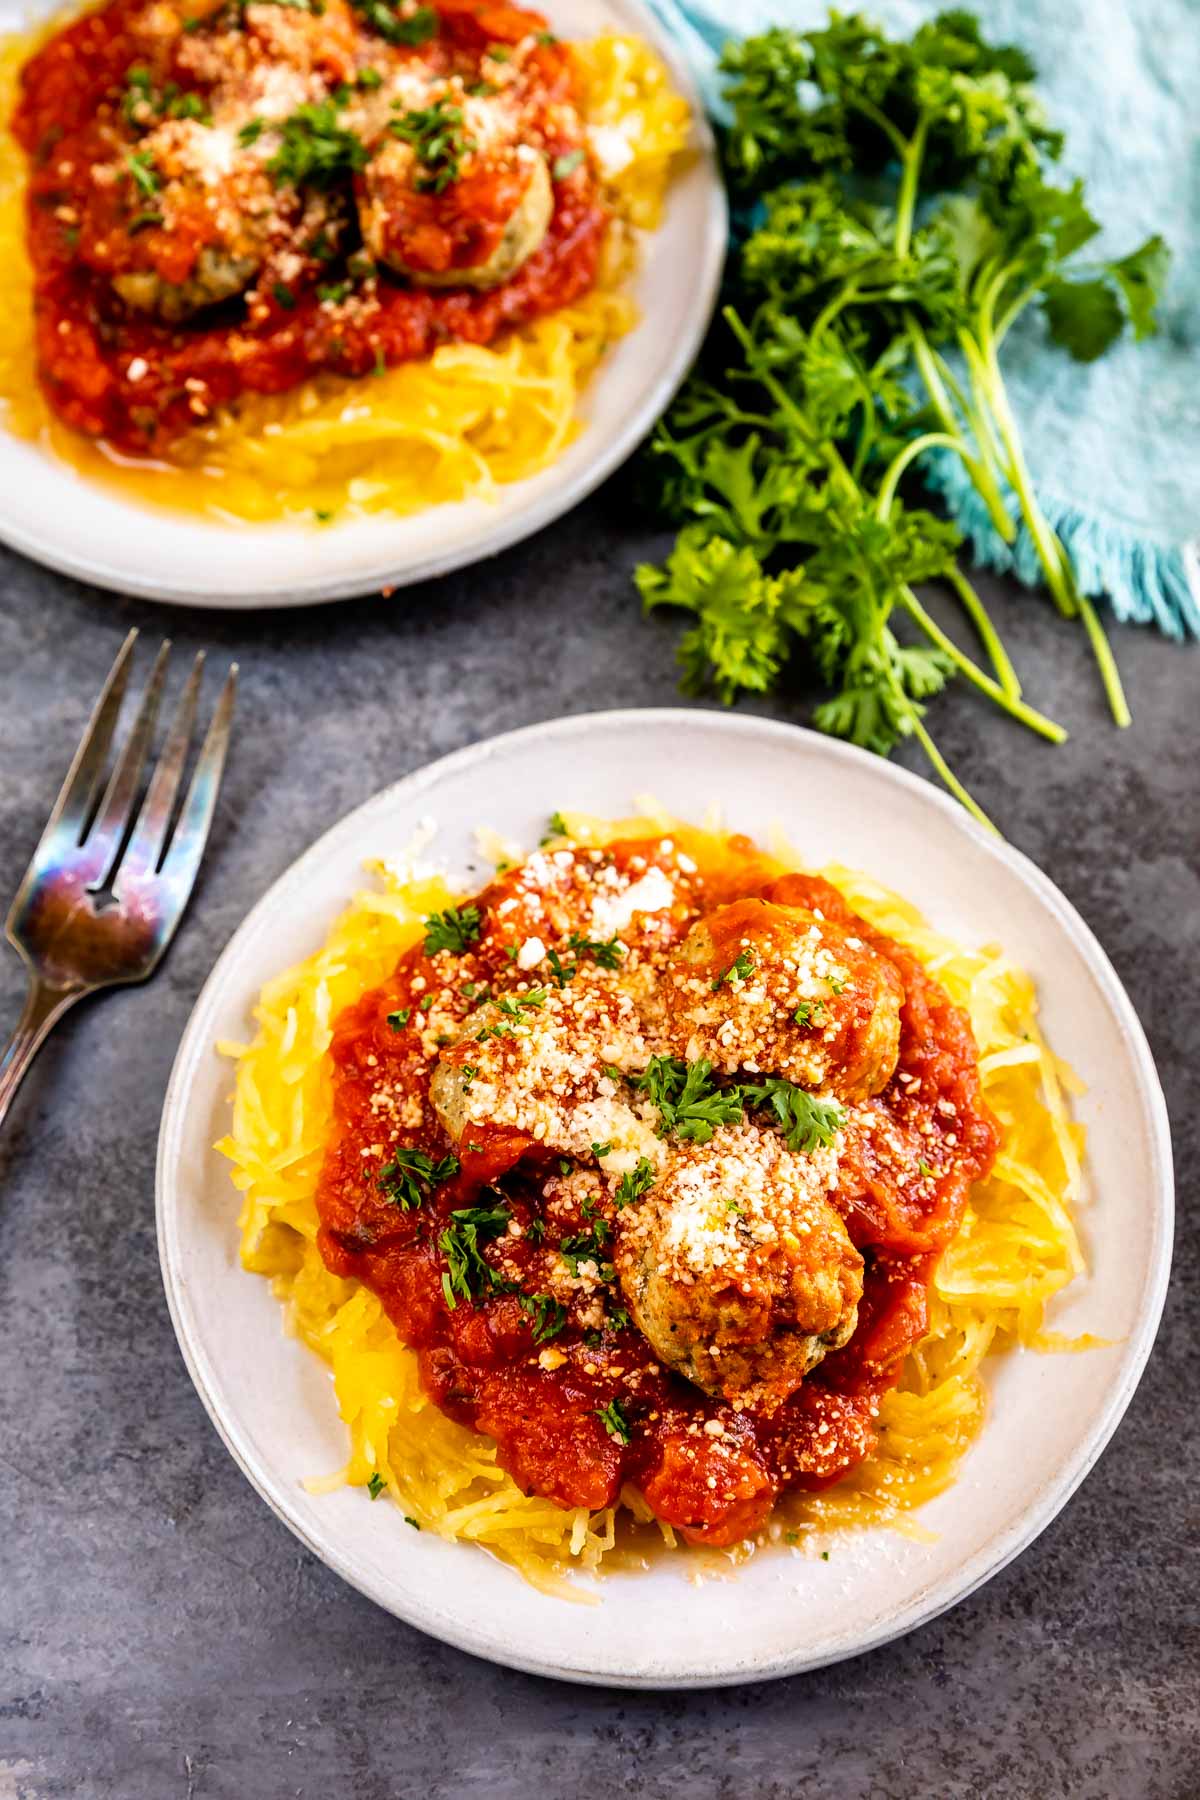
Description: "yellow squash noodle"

(217, 811), (1094, 1598)
(0, 25), (690, 522)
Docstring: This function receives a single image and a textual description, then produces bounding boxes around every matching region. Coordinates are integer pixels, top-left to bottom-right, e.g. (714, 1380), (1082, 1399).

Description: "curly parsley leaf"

(739, 1077), (846, 1153)
(423, 905), (482, 955)
(636, 1055), (745, 1144)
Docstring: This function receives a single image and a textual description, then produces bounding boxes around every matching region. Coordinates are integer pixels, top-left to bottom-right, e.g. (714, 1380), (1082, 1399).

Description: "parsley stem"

(967, 323), (1132, 726)
(945, 565), (1023, 703)
(905, 317), (1014, 545)
(893, 115), (928, 260)
(909, 716), (997, 833)
(898, 586), (1066, 742)
(1077, 594), (1133, 728)
(875, 431), (965, 519)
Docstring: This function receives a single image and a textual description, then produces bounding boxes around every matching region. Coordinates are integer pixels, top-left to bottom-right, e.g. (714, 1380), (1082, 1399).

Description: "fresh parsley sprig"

(637, 11), (1169, 823)
(635, 1056), (746, 1144)
(739, 1078), (846, 1153)
(423, 904), (482, 955)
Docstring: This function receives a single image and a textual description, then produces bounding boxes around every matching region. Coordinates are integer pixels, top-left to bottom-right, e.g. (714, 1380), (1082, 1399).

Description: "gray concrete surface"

(0, 489), (1196, 1800)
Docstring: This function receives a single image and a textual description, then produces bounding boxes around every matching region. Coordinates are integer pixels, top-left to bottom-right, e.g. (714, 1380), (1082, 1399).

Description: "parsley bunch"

(638, 10), (1169, 823)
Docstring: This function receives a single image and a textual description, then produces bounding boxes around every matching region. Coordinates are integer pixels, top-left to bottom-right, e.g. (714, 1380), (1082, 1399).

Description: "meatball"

(428, 966), (662, 1173)
(614, 1121), (863, 1409)
(661, 897), (903, 1100)
(106, 114), (346, 322)
(358, 90), (554, 289)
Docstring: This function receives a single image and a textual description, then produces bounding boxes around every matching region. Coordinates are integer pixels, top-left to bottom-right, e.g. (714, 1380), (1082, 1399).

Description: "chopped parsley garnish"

(122, 66), (154, 126)
(601, 1063), (623, 1084)
(636, 1055), (744, 1144)
(828, 972), (848, 995)
(540, 809), (569, 843)
(439, 1202), (510, 1308)
(352, 0), (437, 46)
(551, 149), (584, 180)
(494, 990), (545, 1017)
(405, 1515), (421, 1529)
(267, 100), (368, 190)
(418, 994), (435, 1012)
(558, 1159), (572, 1176)
(518, 1292), (568, 1344)
(387, 1007), (411, 1030)
(485, 42), (510, 61)
(272, 282), (295, 310)
(594, 1398), (631, 1444)
(317, 280), (350, 304)
(607, 1303), (631, 1331)
(740, 1078), (846, 1154)
(423, 904), (481, 955)
(168, 91), (212, 122)
(792, 1001), (815, 1027)
(238, 117), (265, 146)
(713, 949), (755, 989)
(460, 1065), (478, 1089)
(124, 150), (160, 198)
(546, 949), (573, 988)
(614, 1157), (656, 1208)
(379, 1145), (460, 1210)
(560, 1218), (612, 1279)
(367, 1472), (386, 1500)
(357, 65), (383, 89)
(535, 29), (557, 46)
(590, 1141), (613, 1158)
(918, 1160), (935, 1179)
(526, 1216), (546, 1242)
(128, 210), (163, 233)
(475, 1020), (514, 1043)
(567, 930), (624, 970)
(390, 98), (475, 194)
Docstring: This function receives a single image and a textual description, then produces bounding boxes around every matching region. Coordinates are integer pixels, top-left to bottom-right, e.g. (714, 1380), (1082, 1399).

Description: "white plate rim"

(155, 710), (1175, 1687)
(0, 0), (725, 608)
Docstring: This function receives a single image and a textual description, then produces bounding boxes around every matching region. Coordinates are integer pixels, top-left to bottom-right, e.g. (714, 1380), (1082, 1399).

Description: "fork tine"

(37, 628), (138, 848)
(84, 640), (171, 890)
(118, 651), (205, 881)
(155, 663), (237, 900)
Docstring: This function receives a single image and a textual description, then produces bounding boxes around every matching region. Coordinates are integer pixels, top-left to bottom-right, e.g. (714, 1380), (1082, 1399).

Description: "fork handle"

(0, 978), (82, 1136)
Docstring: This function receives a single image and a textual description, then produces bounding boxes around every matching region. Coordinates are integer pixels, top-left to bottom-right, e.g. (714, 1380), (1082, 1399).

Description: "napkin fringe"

(922, 448), (1200, 642)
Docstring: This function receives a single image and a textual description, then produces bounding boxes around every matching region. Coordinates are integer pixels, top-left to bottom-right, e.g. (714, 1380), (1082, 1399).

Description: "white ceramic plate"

(156, 711), (1173, 1687)
(0, 0), (723, 607)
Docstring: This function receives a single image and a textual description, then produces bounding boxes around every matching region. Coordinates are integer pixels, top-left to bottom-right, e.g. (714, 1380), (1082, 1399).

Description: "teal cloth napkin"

(645, 0), (1200, 639)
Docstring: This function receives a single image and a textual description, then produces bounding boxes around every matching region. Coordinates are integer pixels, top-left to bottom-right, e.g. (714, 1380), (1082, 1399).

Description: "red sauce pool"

(313, 841), (999, 1548)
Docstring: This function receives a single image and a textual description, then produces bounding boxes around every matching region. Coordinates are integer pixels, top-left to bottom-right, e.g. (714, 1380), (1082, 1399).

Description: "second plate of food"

(157, 710), (1172, 1686)
(0, 0), (722, 604)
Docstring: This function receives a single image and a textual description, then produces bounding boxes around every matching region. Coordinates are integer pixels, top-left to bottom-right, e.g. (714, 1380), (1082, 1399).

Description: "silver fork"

(0, 629), (236, 1134)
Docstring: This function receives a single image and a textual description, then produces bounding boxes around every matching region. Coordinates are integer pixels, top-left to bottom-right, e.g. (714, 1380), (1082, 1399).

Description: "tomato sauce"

(313, 842), (998, 1548)
(12, 0), (606, 451)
